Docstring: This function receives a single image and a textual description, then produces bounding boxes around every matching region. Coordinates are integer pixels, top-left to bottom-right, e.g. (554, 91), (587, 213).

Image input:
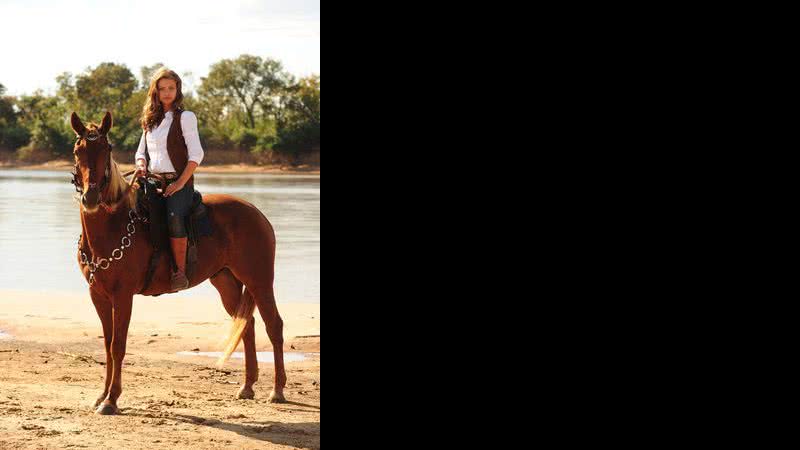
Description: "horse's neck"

(80, 204), (133, 253)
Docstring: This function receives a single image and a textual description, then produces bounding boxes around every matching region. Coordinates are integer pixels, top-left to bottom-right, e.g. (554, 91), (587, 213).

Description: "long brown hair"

(140, 68), (184, 131)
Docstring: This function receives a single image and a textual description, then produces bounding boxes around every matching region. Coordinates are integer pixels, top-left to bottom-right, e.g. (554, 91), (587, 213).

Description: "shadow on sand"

(120, 402), (320, 449)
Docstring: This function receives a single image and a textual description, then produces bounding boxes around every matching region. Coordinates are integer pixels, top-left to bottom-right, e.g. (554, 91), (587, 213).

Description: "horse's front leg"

(96, 294), (133, 415)
(90, 290), (113, 409)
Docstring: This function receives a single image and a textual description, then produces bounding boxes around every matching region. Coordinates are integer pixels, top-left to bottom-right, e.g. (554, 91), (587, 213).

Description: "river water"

(0, 170), (320, 303)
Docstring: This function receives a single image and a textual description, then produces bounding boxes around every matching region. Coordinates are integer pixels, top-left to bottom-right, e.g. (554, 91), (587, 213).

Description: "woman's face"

(157, 78), (178, 109)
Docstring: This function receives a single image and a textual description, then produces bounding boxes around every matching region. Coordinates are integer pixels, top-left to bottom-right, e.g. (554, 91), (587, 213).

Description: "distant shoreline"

(0, 159), (320, 175)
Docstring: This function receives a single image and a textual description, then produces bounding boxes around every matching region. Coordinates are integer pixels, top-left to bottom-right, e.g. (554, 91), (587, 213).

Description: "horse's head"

(70, 111), (113, 212)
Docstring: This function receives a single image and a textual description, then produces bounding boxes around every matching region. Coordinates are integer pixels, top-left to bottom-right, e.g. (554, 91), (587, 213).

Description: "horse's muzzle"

(82, 188), (99, 208)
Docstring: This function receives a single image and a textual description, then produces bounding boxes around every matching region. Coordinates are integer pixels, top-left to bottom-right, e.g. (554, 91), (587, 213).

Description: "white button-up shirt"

(135, 110), (205, 173)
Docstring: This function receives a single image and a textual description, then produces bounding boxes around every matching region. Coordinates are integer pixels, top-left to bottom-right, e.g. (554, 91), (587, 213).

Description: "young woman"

(134, 68), (204, 292)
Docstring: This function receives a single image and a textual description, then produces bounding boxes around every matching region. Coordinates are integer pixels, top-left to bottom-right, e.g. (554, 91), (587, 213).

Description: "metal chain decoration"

(78, 209), (144, 286)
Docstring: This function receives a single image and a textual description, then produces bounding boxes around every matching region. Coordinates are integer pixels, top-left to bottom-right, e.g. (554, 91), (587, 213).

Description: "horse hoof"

(93, 395), (108, 409)
(268, 390), (286, 403)
(237, 386), (255, 400)
(95, 402), (119, 415)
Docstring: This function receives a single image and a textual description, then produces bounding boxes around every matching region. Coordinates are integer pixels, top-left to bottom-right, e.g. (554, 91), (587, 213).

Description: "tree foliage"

(275, 75), (320, 155)
(0, 55), (320, 161)
(0, 83), (31, 150)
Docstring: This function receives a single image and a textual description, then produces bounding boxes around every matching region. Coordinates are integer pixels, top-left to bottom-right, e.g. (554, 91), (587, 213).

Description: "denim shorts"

(166, 183), (193, 220)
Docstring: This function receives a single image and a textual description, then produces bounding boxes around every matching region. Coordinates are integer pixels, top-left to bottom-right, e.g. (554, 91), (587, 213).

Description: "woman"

(134, 68), (204, 292)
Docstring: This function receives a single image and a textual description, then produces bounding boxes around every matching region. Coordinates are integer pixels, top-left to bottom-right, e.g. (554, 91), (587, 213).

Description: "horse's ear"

(70, 112), (86, 137)
(99, 111), (113, 136)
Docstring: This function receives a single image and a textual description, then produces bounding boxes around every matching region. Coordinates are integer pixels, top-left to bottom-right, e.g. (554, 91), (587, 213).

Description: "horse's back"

(202, 193), (275, 246)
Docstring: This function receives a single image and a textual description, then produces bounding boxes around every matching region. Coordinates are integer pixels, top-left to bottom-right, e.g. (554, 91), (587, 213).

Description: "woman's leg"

(166, 184), (193, 291)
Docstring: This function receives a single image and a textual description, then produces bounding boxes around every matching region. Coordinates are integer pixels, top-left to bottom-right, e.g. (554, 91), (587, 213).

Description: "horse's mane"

(107, 154), (137, 210)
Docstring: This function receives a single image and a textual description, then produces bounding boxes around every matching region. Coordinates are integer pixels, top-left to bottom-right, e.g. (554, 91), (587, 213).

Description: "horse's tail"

(217, 289), (256, 367)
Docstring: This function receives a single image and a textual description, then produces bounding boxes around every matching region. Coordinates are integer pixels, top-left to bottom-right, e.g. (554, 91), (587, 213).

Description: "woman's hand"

(133, 164), (147, 189)
(134, 162), (147, 180)
(164, 180), (186, 197)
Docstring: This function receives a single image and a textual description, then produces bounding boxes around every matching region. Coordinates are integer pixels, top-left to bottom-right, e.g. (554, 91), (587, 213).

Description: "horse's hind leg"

(210, 268), (259, 399)
(248, 285), (287, 403)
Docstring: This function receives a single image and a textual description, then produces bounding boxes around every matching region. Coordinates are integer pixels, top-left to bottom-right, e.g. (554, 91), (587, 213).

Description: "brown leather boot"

(170, 237), (189, 292)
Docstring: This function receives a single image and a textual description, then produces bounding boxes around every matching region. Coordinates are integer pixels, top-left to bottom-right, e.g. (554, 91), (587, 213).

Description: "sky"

(0, 0), (321, 96)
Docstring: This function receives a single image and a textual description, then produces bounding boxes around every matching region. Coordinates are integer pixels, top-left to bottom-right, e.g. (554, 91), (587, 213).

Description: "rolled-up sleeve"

(134, 131), (147, 163)
(181, 111), (205, 165)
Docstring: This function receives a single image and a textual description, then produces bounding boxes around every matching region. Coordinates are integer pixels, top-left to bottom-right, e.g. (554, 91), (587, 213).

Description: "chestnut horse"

(70, 111), (286, 415)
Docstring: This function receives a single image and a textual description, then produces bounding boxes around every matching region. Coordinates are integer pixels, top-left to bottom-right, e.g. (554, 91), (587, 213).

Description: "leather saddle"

(135, 177), (213, 294)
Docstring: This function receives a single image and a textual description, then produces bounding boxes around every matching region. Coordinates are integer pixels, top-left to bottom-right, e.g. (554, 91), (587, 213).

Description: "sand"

(0, 289), (320, 449)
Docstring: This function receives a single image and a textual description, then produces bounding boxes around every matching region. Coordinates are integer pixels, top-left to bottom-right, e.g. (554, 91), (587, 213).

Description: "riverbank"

(0, 159), (320, 175)
(0, 290), (320, 449)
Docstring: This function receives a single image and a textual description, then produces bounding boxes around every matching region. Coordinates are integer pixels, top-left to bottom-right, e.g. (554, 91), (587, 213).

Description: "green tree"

(0, 83), (32, 150)
(75, 63), (137, 117)
(59, 63), (141, 150)
(0, 83), (13, 127)
(4, 56), (319, 162)
(199, 55), (293, 130)
(292, 75), (320, 124)
(274, 75), (320, 156)
(15, 91), (72, 156)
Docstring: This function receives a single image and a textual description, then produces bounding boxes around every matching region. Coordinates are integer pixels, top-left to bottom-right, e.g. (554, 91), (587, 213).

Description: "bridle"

(71, 129), (113, 197)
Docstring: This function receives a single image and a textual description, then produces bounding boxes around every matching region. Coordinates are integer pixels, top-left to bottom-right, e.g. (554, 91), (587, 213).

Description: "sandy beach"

(0, 290), (320, 449)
